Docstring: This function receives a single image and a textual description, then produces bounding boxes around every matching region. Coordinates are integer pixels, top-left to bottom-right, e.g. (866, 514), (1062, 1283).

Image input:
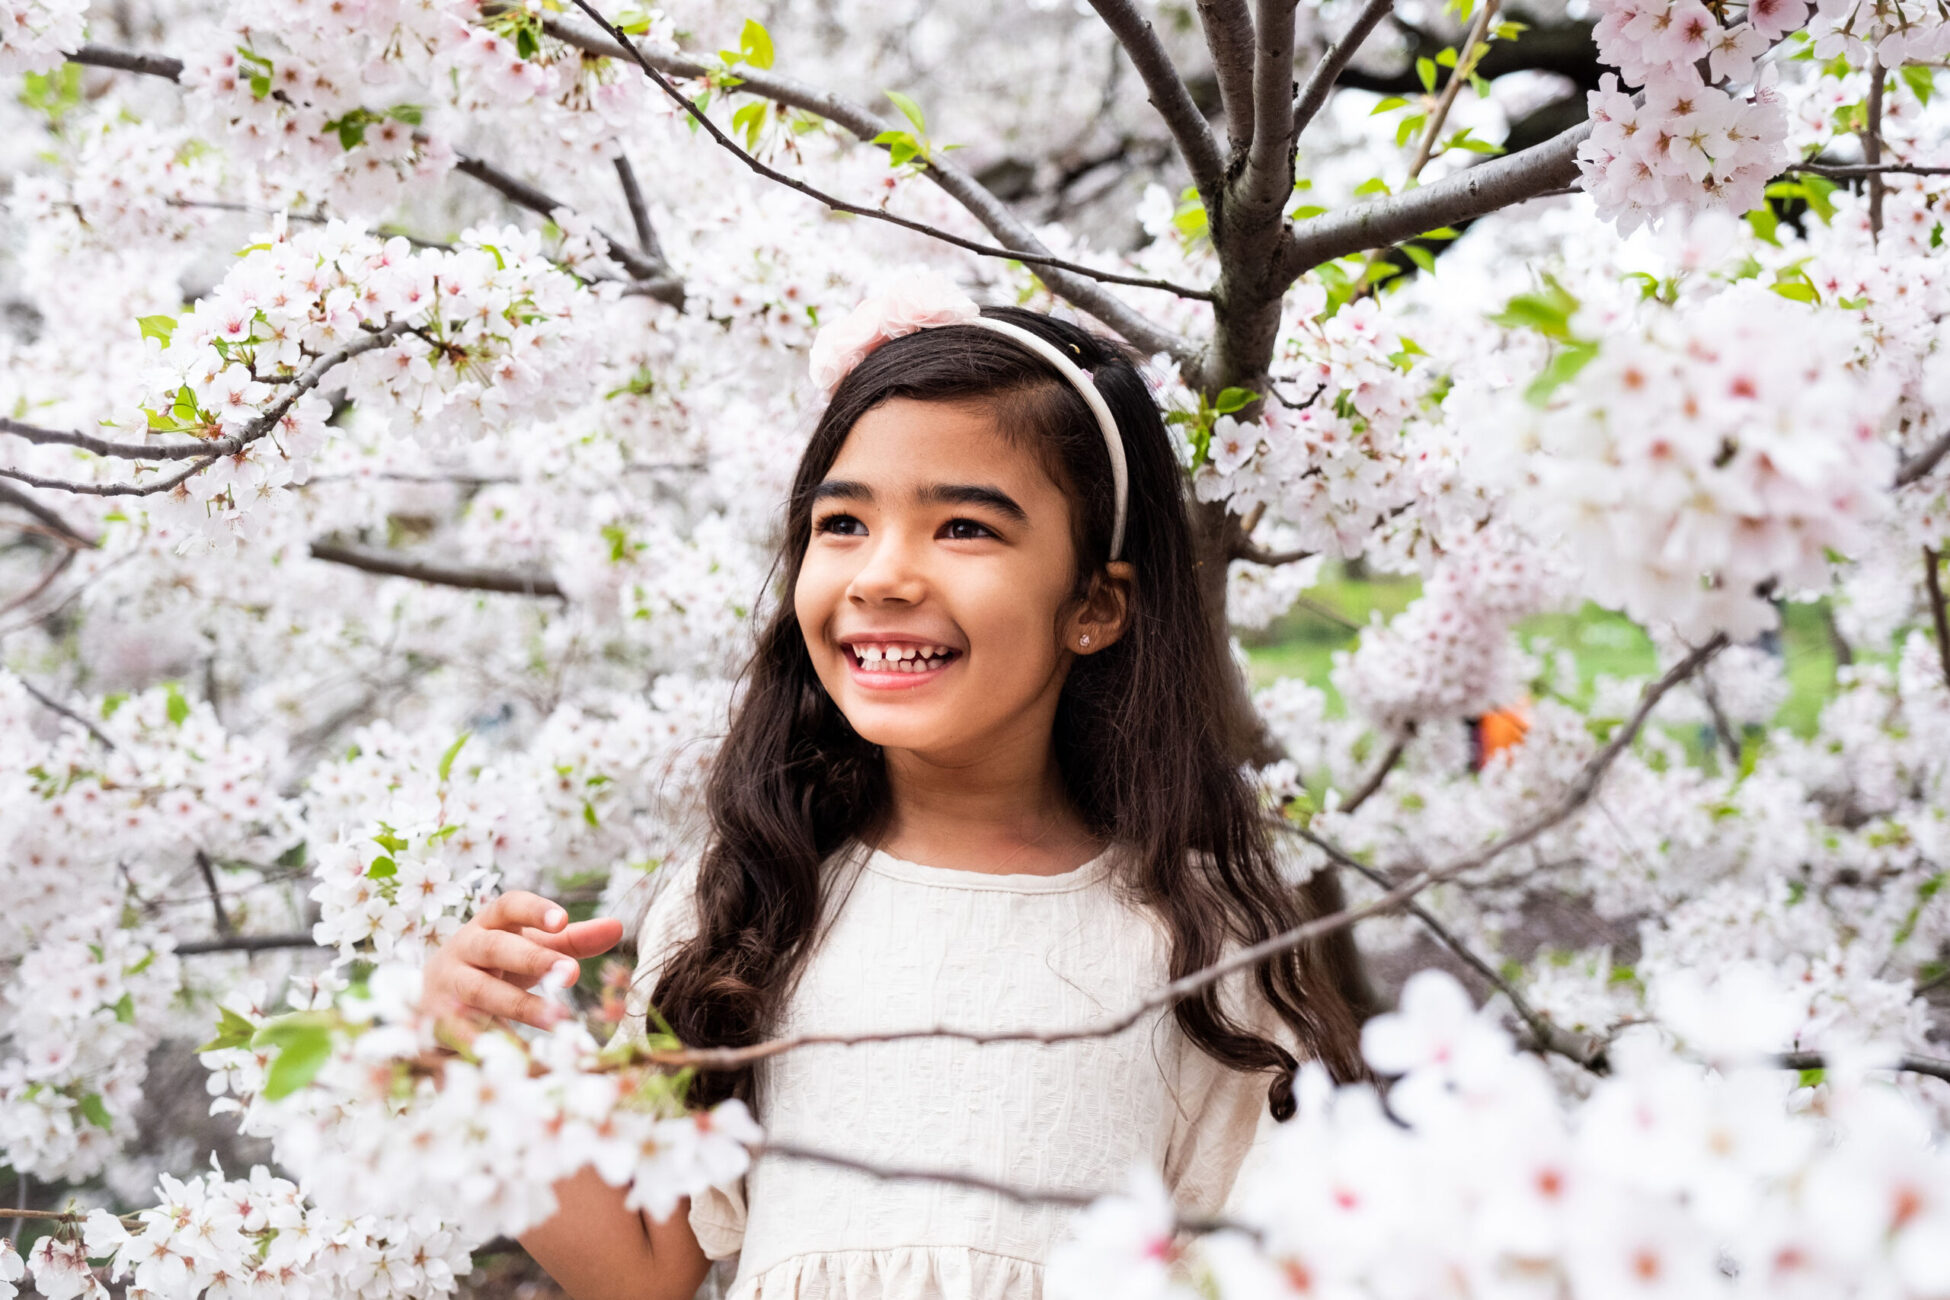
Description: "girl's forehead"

(827, 398), (1057, 492)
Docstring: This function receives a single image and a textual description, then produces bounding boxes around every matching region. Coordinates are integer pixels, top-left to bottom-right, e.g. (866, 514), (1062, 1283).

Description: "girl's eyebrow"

(917, 483), (1028, 523)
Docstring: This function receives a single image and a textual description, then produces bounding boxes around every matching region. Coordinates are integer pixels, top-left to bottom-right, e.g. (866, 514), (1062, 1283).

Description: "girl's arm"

(519, 1167), (713, 1300)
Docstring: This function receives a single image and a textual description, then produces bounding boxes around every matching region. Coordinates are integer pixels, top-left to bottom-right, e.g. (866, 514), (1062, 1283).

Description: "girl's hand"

(422, 891), (626, 1031)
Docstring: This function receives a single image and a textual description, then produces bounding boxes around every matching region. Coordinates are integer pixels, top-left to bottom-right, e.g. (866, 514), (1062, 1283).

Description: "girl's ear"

(1066, 560), (1135, 654)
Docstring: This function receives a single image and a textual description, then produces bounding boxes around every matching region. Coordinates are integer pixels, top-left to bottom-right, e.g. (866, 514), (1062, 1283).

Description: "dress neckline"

(859, 842), (1116, 893)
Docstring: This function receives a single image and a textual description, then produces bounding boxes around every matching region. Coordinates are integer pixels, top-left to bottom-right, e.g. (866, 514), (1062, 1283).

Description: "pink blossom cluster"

(64, 1162), (473, 1300)
(181, 0), (459, 214)
(5, 117), (220, 255)
(1332, 526), (1568, 732)
(1049, 970), (1950, 1300)
(1193, 288), (1430, 562)
(0, 0), (83, 74)
(211, 967), (762, 1242)
(1576, 0), (1804, 230)
(1496, 282), (1896, 641)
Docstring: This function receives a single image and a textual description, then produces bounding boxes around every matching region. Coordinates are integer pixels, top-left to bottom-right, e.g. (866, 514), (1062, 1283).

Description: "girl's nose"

(845, 533), (927, 606)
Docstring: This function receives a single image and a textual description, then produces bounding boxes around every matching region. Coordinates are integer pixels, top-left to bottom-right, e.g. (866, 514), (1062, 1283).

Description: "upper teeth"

(853, 643), (954, 666)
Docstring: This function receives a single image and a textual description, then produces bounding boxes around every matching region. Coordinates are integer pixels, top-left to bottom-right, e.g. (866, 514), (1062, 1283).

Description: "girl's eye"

(814, 513), (866, 537)
(941, 518), (997, 541)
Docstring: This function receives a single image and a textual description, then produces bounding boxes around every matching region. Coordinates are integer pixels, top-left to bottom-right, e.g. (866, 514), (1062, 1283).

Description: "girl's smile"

(838, 636), (963, 689)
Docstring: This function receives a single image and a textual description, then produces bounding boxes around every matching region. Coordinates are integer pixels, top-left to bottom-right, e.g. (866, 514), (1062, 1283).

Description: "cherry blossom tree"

(2, 0), (1949, 1295)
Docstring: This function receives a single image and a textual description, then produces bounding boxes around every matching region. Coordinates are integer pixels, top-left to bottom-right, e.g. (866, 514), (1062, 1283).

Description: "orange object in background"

(1471, 699), (1531, 771)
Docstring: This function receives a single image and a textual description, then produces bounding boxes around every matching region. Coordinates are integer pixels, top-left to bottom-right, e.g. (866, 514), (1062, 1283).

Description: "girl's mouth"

(843, 642), (961, 689)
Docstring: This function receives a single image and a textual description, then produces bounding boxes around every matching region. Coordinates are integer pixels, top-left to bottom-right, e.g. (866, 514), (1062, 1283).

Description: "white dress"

(615, 840), (1290, 1300)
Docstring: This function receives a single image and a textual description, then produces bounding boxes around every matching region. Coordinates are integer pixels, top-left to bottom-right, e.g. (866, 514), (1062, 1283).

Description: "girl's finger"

(518, 917), (625, 959)
(452, 965), (563, 1029)
(475, 890), (569, 934)
(465, 928), (580, 986)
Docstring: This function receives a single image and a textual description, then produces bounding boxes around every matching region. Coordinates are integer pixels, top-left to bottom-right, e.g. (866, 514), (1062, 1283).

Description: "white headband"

(807, 279), (1130, 562)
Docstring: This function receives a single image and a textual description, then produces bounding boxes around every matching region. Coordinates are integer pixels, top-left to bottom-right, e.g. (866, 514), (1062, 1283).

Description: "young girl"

(420, 285), (1367, 1300)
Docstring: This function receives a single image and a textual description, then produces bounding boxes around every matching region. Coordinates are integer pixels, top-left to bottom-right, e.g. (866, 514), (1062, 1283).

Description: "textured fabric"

(614, 841), (1290, 1300)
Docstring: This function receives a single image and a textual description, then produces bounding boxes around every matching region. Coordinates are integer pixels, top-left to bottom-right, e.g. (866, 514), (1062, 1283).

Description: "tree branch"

(1239, 0), (1301, 226)
(175, 932), (321, 956)
(452, 154), (682, 303)
(1195, 0), (1259, 155)
(0, 324), (407, 498)
(546, 8), (1199, 358)
(1088, 0), (1230, 196)
(0, 481), (99, 547)
(612, 154), (666, 262)
(1925, 547), (1950, 692)
(69, 43), (183, 78)
(195, 850), (233, 936)
(16, 676), (118, 749)
(1231, 538), (1315, 566)
(1339, 731), (1407, 815)
(307, 540), (565, 599)
(1298, 825), (1609, 1071)
(1278, 115), (1589, 276)
(1786, 162), (1950, 178)
(1405, 0), (1498, 180)
(1863, 60), (1886, 238)
(1291, 0), (1395, 141)
(1775, 1050), (1950, 1085)
(2, 415), (259, 462)
(1896, 429), (1950, 487)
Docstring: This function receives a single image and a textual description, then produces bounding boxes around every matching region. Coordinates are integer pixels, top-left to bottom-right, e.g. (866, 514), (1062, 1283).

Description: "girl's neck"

(873, 737), (1100, 877)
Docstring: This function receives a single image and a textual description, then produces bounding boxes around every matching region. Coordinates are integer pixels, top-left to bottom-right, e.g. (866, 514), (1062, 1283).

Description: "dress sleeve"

(606, 856), (749, 1264)
(1159, 963), (1297, 1218)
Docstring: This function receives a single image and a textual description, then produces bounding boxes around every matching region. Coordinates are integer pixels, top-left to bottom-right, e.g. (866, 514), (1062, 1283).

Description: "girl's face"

(794, 397), (1127, 764)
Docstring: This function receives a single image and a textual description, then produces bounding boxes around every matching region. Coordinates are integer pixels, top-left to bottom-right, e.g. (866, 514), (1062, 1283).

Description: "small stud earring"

(1078, 634), (1091, 648)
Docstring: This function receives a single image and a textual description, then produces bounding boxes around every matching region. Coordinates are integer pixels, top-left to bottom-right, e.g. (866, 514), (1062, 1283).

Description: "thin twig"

(1896, 429), (1950, 487)
(1406, 0), (1498, 180)
(0, 481), (99, 547)
(612, 154), (666, 262)
(1297, 826), (1608, 1071)
(195, 850), (233, 936)
(756, 1141), (1258, 1239)
(1339, 731), (1407, 815)
(643, 638), (1726, 1074)
(69, 43), (183, 78)
(175, 932), (320, 956)
(308, 541), (565, 599)
(1925, 547), (1950, 692)
(1785, 162), (1950, 178)
(453, 155), (681, 303)
(0, 548), (77, 619)
(1863, 61), (1886, 238)
(16, 677), (118, 749)
(531, 16), (1192, 357)
(557, 5), (1215, 305)
(0, 324), (406, 497)
(1291, 0), (1395, 140)
(1775, 1050), (1950, 1084)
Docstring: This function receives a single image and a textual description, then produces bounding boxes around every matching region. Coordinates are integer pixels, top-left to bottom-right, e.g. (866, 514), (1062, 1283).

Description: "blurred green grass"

(1240, 565), (1846, 736)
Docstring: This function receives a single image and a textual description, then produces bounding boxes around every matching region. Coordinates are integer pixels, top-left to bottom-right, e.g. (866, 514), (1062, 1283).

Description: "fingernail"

(544, 906), (567, 930)
(547, 958), (579, 990)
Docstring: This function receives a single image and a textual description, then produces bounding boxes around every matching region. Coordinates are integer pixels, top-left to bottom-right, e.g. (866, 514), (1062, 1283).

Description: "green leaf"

(136, 315), (177, 346)
(196, 1005), (259, 1053)
(1404, 244), (1437, 273)
(252, 1014), (337, 1101)
(1370, 96), (1410, 115)
(439, 731), (471, 783)
(885, 89), (926, 134)
(1770, 278), (1819, 303)
(1435, 46), (1459, 68)
(1746, 205), (1780, 246)
(1524, 340), (1598, 405)
(1396, 114), (1424, 148)
(731, 100), (767, 148)
(1797, 1068), (1826, 1088)
(582, 800), (600, 827)
(1490, 275), (1581, 340)
(1353, 176), (1391, 197)
(366, 856), (397, 880)
(1798, 173), (1838, 223)
(387, 104), (423, 126)
(79, 1092), (114, 1131)
(740, 18), (775, 69)
(165, 683), (190, 726)
(1901, 63), (1934, 106)
(1416, 56), (1438, 93)
(1419, 226), (1461, 241)
(1212, 387), (1257, 415)
(112, 992), (136, 1025)
(100, 691), (129, 719)
(1290, 203), (1328, 220)
(1491, 19), (1529, 39)
(515, 25), (539, 59)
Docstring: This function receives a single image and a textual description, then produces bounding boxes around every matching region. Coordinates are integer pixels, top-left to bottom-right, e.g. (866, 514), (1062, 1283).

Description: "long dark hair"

(650, 306), (1367, 1115)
